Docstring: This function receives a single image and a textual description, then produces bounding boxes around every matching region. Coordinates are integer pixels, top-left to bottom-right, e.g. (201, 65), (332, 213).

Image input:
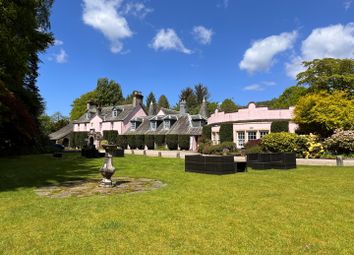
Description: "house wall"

(208, 103), (298, 148)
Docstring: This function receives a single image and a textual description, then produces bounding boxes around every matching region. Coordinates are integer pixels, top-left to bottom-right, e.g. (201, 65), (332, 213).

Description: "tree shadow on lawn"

(0, 153), (101, 192)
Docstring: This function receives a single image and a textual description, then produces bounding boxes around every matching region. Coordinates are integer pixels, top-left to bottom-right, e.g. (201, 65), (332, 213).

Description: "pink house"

(64, 92), (146, 148)
(208, 102), (298, 148)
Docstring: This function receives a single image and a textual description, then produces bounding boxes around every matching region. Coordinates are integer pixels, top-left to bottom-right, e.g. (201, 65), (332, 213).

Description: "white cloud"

(82, 0), (133, 53)
(55, 49), (68, 63)
(344, 0), (352, 10)
(54, 39), (64, 46)
(217, 0), (229, 8)
(243, 81), (276, 91)
(285, 23), (354, 78)
(192, 26), (213, 45)
(239, 31), (297, 73)
(243, 84), (264, 91)
(121, 2), (153, 19)
(149, 28), (192, 54)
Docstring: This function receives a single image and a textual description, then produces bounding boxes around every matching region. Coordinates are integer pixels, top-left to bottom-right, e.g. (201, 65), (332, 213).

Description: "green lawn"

(0, 154), (353, 254)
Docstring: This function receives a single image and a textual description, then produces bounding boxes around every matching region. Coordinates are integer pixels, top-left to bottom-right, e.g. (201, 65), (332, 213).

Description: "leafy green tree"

(70, 91), (97, 120)
(0, 0), (54, 154)
(146, 92), (156, 107)
(294, 91), (354, 137)
(194, 84), (209, 104)
(271, 86), (308, 108)
(207, 102), (218, 114)
(297, 58), (354, 94)
(157, 95), (170, 109)
(95, 78), (124, 106)
(220, 99), (238, 113)
(40, 112), (69, 135)
(179, 87), (198, 114)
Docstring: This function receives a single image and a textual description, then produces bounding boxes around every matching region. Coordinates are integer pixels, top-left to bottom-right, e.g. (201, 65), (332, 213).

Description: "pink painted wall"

(208, 103), (296, 125)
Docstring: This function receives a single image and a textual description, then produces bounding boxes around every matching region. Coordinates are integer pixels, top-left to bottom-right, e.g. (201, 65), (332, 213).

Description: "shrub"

(261, 132), (299, 153)
(219, 123), (233, 143)
(201, 125), (212, 141)
(178, 135), (190, 150)
(261, 132), (324, 158)
(301, 134), (324, 159)
(144, 135), (155, 149)
(71, 132), (88, 148)
(154, 135), (165, 146)
(271, 121), (289, 133)
(324, 130), (354, 154)
(135, 135), (145, 149)
(116, 135), (127, 149)
(103, 130), (118, 144)
(244, 139), (262, 154)
(127, 135), (136, 149)
(166, 135), (178, 150)
(200, 141), (237, 155)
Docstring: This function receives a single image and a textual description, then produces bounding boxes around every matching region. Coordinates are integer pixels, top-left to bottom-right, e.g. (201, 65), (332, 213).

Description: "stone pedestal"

(100, 144), (117, 187)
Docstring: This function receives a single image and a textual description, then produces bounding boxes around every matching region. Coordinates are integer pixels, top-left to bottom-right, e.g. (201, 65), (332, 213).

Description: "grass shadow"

(0, 153), (101, 192)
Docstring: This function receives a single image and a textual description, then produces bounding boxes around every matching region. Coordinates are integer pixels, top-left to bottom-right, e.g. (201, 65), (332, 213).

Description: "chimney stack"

(179, 99), (187, 114)
(199, 97), (209, 118)
(132, 91), (143, 107)
(148, 101), (155, 116)
(87, 100), (97, 112)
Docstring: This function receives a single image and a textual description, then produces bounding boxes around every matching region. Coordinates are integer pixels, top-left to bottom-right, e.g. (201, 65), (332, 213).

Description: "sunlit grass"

(0, 154), (353, 254)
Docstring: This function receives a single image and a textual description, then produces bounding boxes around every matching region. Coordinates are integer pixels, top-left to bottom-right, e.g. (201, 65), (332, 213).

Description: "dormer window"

(112, 109), (118, 117)
(131, 122), (137, 130)
(164, 120), (171, 129)
(150, 121), (157, 131)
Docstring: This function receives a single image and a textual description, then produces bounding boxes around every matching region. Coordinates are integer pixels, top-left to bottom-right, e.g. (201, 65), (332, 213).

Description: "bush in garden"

(154, 135), (165, 146)
(103, 130), (118, 144)
(219, 123), (233, 143)
(301, 134), (324, 159)
(71, 132), (88, 148)
(201, 125), (212, 141)
(244, 139), (262, 154)
(166, 135), (178, 150)
(116, 135), (127, 149)
(271, 121), (289, 133)
(144, 135), (155, 149)
(261, 132), (324, 158)
(135, 135), (145, 149)
(261, 132), (299, 153)
(324, 130), (354, 154)
(127, 135), (136, 149)
(178, 135), (190, 150)
(200, 141), (238, 155)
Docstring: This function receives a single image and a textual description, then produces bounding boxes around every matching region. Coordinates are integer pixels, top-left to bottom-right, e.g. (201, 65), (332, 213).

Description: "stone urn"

(100, 144), (118, 187)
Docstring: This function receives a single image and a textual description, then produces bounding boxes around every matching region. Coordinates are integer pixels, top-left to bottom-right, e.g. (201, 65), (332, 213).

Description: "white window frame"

(248, 131), (257, 141)
(150, 121), (157, 131)
(237, 131), (245, 148)
(131, 122), (137, 131)
(164, 120), (170, 129)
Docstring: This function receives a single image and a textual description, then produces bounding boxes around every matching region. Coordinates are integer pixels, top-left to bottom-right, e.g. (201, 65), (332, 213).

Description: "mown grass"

(0, 154), (353, 254)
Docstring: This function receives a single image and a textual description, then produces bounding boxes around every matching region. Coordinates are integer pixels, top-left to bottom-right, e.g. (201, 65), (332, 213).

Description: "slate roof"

(124, 113), (206, 136)
(73, 104), (136, 123)
(159, 107), (179, 115)
(49, 122), (73, 140)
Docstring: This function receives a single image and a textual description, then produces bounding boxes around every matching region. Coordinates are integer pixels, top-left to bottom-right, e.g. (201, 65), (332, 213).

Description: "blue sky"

(38, 0), (354, 116)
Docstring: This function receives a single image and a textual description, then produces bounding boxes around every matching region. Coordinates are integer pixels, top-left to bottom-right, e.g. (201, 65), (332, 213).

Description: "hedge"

(145, 135), (155, 149)
(135, 135), (145, 149)
(219, 123), (233, 143)
(178, 135), (190, 150)
(116, 135), (127, 149)
(71, 132), (88, 148)
(103, 130), (118, 144)
(127, 135), (136, 149)
(154, 135), (165, 146)
(166, 135), (178, 150)
(271, 121), (289, 133)
(201, 125), (211, 141)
